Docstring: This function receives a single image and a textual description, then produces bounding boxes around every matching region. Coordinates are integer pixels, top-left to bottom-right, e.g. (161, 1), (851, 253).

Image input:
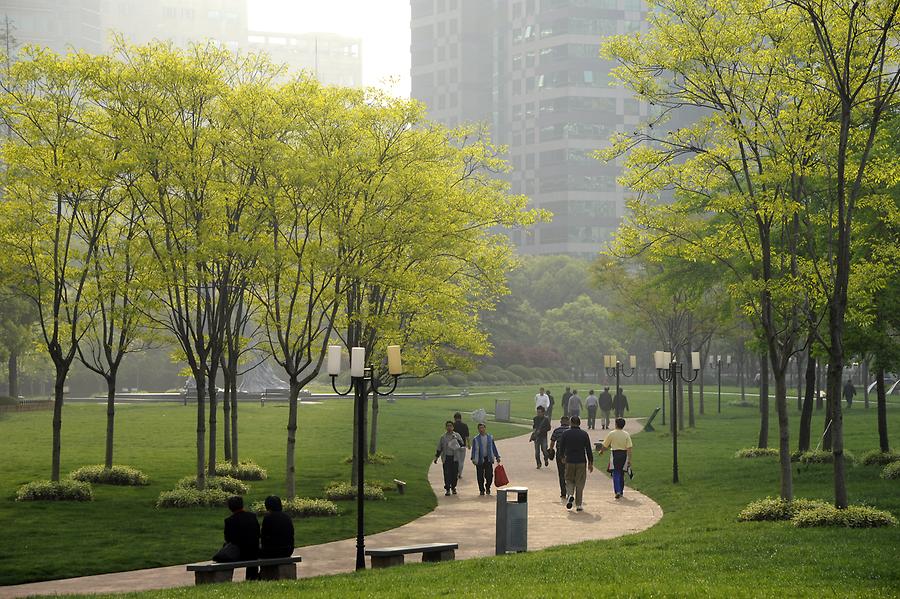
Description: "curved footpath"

(1, 418), (661, 598)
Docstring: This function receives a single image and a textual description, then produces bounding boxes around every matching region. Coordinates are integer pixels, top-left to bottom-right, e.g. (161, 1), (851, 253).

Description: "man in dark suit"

(224, 495), (260, 580)
(260, 495), (295, 558)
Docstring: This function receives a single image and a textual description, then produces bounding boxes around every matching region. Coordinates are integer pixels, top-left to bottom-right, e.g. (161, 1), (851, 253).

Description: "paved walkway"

(1, 419), (661, 598)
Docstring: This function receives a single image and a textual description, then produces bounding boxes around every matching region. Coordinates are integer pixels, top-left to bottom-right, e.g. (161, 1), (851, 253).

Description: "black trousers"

(587, 406), (598, 429)
(475, 459), (494, 493)
(442, 456), (457, 490)
(555, 457), (566, 496)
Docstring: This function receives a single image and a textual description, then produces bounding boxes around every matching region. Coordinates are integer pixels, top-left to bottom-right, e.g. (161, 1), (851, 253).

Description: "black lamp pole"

(656, 356), (698, 483)
(332, 364), (399, 570)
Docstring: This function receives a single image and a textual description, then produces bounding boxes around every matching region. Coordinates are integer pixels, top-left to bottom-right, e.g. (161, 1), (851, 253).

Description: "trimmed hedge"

(251, 497), (339, 518)
(69, 465), (150, 486)
(156, 487), (229, 508)
(342, 451), (394, 466)
(792, 504), (898, 528)
(734, 447), (779, 459)
(881, 461), (900, 480)
(176, 475), (248, 495)
(324, 481), (386, 501)
(798, 449), (857, 465)
(860, 449), (900, 466)
(16, 480), (93, 502)
(737, 497), (829, 522)
(214, 461), (268, 481)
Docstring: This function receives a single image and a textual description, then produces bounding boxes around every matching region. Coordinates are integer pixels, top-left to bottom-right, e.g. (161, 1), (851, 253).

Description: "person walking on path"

(559, 416), (593, 511)
(434, 421), (464, 496)
(546, 388), (555, 421)
(599, 417), (633, 499)
(843, 378), (856, 409)
(585, 389), (599, 430)
(470, 422), (501, 495)
(568, 388), (582, 419)
(613, 388), (630, 419)
(219, 496), (260, 580)
(530, 405), (552, 468)
(452, 412), (470, 480)
(598, 387), (613, 429)
(535, 387), (550, 412)
(548, 415), (571, 499)
(561, 386), (572, 418)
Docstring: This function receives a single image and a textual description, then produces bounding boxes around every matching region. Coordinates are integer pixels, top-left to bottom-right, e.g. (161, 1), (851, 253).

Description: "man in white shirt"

(534, 387), (550, 411)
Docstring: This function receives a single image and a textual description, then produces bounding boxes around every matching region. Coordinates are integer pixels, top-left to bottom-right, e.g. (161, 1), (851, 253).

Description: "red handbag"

(494, 463), (510, 487)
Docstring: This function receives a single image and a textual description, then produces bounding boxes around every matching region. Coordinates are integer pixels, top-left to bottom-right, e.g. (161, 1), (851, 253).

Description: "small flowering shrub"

(251, 497), (339, 518)
(792, 504), (897, 528)
(734, 447), (778, 459)
(176, 475), (248, 495)
(215, 460), (268, 481)
(16, 480), (93, 502)
(737, 497), (829, 522)
(70, 465), (149, 486)
(324, 481), (386, 501)
(156, 487), (229, 508)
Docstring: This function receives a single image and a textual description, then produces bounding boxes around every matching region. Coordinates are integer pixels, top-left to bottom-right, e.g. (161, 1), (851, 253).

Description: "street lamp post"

(604, 354), (636, 403)
(328, 344), (402, 571)
(655, 350), (700, 483)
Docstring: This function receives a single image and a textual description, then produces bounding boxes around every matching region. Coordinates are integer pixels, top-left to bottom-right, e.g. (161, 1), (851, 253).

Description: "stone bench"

(365, 543), (458, 568)
(186, 555), (302, 584)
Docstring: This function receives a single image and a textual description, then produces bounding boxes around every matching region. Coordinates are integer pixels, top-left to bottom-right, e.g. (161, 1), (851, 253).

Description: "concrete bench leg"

(259, 563), (297, 580)
(422, 549), (456, 563)
(193, 569), (235, 585)
(370, 555), (405, 568)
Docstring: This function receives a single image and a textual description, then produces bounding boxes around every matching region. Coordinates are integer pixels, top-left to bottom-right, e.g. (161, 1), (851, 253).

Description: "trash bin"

(495, 486), (527, 554)
(495, 399), (511, 422)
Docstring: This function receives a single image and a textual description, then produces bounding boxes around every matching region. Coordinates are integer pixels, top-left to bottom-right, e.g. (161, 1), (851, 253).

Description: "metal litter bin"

(495, 399), (511, 422)
(495, 486), (527, 554)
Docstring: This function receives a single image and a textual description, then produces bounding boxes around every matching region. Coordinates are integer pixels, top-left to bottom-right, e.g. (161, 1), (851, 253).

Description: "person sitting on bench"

(215, 495), (260, 580)
(260, 495), (294, 558)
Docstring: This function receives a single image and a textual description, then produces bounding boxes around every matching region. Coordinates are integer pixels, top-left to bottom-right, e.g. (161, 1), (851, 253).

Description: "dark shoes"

(486, 488), (491, 495)
(445, 490), (451, 496)
(566, 496), (574, 510)
(615, 493), (622, 499)
(452, 488), (457, 495)
(480, 490), (485, 496)
(544, 458), (550, 467)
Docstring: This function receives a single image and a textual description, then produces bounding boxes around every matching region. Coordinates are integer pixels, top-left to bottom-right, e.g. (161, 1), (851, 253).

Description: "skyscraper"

(410, 0), (648, 256)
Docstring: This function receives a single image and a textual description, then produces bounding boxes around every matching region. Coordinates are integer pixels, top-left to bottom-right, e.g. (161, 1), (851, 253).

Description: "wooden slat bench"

(186, 555), (302, 584)
(365, 543), (458, 568)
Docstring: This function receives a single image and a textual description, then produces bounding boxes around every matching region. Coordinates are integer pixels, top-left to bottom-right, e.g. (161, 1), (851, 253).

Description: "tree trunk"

(688, 380), (695, 427)
(230, 374), (239, 466)
(826, 359), (848, 508)
(822, 382), (833, 451)
(105, 374), (116, 469)
(799, 353), (815, 452)
(699, 365), (705, 415)
(222, 378), (231, 463)
(876, 367), (889, 453)
(739, 350), (746, 403)
(207, 373), (218, 476)
(50, 366), (67, 482)
(195, 372), (207, 490)
(758, 353), (769, 448)
(796, 352), (804, 411)
(815, 361), (823, 410)
(285, 377), (301, 499)
(369, 388), (379, 455)
(8, 351), (18, 398)
(774, 370), (792, 500)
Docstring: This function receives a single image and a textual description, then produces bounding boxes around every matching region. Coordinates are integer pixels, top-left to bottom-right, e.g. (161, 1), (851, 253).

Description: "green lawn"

(4, 383), (899, 597)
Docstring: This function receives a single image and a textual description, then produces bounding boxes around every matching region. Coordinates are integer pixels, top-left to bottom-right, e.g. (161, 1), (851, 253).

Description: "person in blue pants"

(599, 418), (633, 499)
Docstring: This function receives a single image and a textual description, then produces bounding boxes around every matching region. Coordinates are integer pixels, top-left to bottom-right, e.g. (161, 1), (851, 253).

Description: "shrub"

(446, 373), (467, 387)
(16, 479), (93, 502)
(497, 369), (522, 383)
(324, 481), (386, 501)
(423, 374), (448, 387)
(215, 461), (268, 481)
(251, 497), (339, 518)
(156, 487), (229, 508)
(881, 461), (900, 480)
(792, 504), (898, 528)
(507, 365), (533, 381)
(342, 451), (394, 465)
(737, 497), (829, 522)
(466, 370), (484, 382)
(734, 447), (779, 459)
(70, 465), (149, 486)
(798, 450), (857, 465)
(860, 449), (900, 466)
(728, 400), (757, 408)
(176, 475), (248, 495)
(365, 479), (394, 491)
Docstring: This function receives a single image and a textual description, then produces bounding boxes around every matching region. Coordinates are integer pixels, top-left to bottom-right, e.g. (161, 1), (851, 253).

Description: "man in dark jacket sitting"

(260, 495), (295, 558)
(222, 495), (260, 580)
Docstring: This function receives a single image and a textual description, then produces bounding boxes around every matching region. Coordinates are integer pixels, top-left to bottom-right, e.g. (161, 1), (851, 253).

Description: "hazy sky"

(248, 0), (412, 97)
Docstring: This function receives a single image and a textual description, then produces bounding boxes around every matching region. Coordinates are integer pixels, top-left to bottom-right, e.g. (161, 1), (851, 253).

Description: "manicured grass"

(0, 394), (525, 585)
(5, 382), (899, 597)
(66, 384), (900, 598)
